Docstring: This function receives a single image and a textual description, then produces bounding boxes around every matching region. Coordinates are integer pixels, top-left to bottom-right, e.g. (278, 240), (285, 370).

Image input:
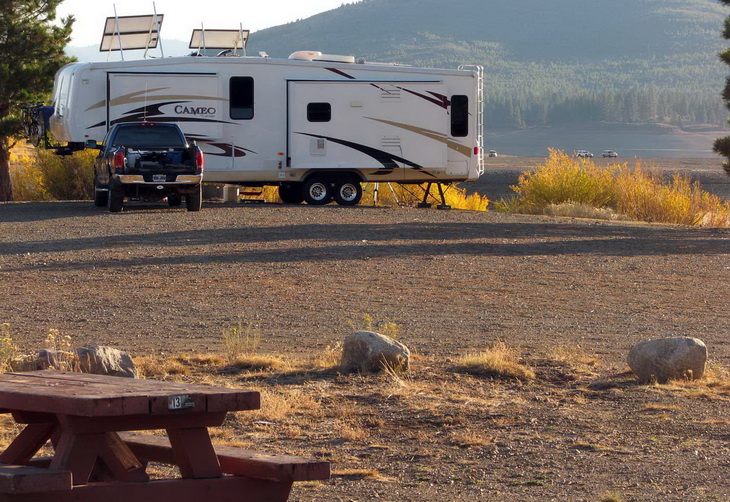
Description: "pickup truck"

(89, 122), (204, 212)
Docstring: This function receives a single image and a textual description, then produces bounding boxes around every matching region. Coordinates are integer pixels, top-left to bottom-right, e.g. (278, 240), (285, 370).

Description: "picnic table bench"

(0, 370), (330, 501)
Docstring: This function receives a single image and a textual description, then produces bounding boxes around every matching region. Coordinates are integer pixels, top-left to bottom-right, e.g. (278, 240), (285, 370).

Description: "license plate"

(153, 174), (166, 182)
(168, 394), (194, 410)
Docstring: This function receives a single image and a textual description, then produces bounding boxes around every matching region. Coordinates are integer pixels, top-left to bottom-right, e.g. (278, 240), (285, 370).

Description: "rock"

(32, 346), (137, 378)
(341, 331), (410, 373)
(627, 337), (707, 384)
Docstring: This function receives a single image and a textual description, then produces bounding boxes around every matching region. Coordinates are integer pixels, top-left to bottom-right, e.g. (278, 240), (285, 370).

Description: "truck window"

(307, 103), (331, 122)
(450, 95), (469, 137)
(230, 77), (254, 120)
(111, 125), (185, 149)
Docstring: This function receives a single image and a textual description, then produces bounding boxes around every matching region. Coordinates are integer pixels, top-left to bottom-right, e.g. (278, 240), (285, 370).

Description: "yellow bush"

(502, 149), (730, 227)
(10, 146), (95, 201)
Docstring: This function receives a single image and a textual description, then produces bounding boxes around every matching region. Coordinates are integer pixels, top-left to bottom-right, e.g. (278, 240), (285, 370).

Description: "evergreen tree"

(714, 0), (730, 176)
(0, 0), (74, 201)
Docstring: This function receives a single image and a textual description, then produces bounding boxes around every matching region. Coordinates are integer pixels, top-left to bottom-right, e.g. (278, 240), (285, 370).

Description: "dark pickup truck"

(89, 122), (205, 212)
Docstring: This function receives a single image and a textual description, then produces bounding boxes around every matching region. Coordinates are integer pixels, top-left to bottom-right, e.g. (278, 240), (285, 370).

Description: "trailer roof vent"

(288, 51), (355, 64)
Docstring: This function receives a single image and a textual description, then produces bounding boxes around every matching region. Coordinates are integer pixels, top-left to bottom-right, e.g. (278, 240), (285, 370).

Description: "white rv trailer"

(48, 50), (484, 205)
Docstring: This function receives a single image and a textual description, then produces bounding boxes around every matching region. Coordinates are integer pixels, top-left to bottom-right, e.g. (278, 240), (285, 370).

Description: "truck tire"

(303, 178), (332, 205)
(186, 185), (202, 211)
(333, 179), (363, 206)
(93, 176), (108, 207)
(108, 182), (124, 213)
(278, 183), (304, 204)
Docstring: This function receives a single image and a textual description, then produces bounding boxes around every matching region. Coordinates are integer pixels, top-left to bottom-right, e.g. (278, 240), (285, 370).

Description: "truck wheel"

(93, 176), (108, 207)
(303, 178), (332, 205)
(186, 185), (202, 211)
(333, 179), (362, 206)
(278, 183), (304, 204)
(168, 194), (182, 207)
(108, 182), (124, 213)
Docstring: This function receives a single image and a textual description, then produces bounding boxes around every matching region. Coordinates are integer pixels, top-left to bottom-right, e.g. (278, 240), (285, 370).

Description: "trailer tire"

(278, 183), (304, 204)
(303, 178), (332, 205)
(186, 185), (203, 212)
(333, 179), (363, 206)
(108, 182), (124, 213)
(94, 177), (108, 207)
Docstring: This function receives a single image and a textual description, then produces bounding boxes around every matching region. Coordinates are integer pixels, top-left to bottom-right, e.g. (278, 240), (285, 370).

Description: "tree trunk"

(0, 141), (12, 201)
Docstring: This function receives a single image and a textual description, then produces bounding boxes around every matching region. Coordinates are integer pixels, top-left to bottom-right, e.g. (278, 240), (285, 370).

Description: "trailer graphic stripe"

(295, 132), (435, 177)
(86, 88), (228, 111)
(364, 118), (472, 157)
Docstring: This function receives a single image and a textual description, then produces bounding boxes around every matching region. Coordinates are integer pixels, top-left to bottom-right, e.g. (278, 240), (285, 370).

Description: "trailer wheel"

(93, 176), (108, 207)
(303, 178), (332, 205)
(333, 179), (363, 206)
(108, 182), (124, 213)
(278, 183), (304, 204)
(186, 185), (203, 212)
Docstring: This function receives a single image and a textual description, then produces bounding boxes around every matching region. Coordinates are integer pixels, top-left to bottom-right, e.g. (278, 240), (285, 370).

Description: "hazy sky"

(57, 0), (356, 46)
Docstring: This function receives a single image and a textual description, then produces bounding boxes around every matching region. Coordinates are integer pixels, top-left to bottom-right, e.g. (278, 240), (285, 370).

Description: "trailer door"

(108, 72), (224, 156)
(288, 80), (448, 181)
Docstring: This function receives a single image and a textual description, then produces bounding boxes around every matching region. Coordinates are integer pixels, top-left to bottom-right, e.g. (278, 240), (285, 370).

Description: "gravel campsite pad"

(0, 201), (729, 501)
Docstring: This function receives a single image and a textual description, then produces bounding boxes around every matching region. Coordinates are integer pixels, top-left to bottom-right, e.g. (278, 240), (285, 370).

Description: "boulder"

(627, 337), (707, 384)
(341, 331), (410, 373)
(33, 346), (137, 378)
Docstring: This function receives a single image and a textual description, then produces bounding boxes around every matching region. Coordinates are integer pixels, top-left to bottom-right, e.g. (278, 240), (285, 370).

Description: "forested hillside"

(247, 0), (729, 129)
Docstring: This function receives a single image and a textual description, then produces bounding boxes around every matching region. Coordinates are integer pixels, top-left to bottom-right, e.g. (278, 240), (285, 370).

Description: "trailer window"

(307, 103), (331, 122)
(450, 95), (469, 137)
(230, 77), (254, 120)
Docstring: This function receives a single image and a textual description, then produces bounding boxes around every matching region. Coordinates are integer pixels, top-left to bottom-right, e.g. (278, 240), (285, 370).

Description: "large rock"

(627, 337), (707, 384)
(341, 331), (410, 373)
(34, 346), (137, 378)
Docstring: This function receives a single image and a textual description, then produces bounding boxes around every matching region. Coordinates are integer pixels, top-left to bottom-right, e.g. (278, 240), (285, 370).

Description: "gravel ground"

(0, 199), (729, 501)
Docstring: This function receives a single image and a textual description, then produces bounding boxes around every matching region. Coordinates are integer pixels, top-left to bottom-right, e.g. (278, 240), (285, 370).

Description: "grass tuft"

(455, 342), (535, 381)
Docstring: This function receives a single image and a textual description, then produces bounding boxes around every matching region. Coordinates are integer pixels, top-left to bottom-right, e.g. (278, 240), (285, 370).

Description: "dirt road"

(1, 201), (729, 501)
(1, 201), (728, 368)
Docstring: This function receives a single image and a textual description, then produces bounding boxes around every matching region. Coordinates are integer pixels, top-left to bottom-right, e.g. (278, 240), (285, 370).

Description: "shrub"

(10, 146), (95, 201)
(501, 149), (730, 227)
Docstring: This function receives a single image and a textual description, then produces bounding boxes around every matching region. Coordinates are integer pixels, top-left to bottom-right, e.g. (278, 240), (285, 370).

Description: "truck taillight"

(195, 149), (205, 170)
(113, 150), (125, 172)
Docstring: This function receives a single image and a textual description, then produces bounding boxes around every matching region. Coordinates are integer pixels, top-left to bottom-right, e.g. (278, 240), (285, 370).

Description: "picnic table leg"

(50, 431), (102, 485)
(166, 427), (222, 479)
(0, 422), (55, 464)
(95, 432), (149, 482)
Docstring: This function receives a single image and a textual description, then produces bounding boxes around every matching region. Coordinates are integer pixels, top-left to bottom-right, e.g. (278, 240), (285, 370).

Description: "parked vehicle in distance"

(576, 150), (593, 158)
(602, 150), (618, 158)
(89, 122), (205, 212)
(488, 150), (498, 157)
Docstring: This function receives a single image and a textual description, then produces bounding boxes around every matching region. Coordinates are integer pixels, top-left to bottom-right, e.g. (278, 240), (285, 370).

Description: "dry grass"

(455, 341), (535, 381)
(498, 149), (730, 227)
(10, 146), (95, 201)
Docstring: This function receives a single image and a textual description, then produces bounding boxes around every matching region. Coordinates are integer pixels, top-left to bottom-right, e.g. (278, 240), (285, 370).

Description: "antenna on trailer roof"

(113, 4), (124, 61)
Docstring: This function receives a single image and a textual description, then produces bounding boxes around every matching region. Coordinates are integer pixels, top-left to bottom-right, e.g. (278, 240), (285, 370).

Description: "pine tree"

(714, 0), (730, 176)
(0, 0), (74, 201)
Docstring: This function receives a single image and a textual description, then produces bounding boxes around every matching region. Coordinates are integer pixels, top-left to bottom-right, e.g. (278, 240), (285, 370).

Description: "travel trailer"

(46, 40), (484, 205)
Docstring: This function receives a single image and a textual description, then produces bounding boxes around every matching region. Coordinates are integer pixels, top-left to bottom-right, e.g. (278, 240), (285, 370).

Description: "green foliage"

(716, 0), (730, 175)
(0, 0), (75, 200)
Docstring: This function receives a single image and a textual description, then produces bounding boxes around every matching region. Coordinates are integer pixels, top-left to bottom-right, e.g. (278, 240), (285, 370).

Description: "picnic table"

(0, 370), (329, 501)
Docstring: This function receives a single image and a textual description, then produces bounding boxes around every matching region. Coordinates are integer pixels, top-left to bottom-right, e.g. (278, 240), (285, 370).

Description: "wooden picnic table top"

(0, 371), (260, 417)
